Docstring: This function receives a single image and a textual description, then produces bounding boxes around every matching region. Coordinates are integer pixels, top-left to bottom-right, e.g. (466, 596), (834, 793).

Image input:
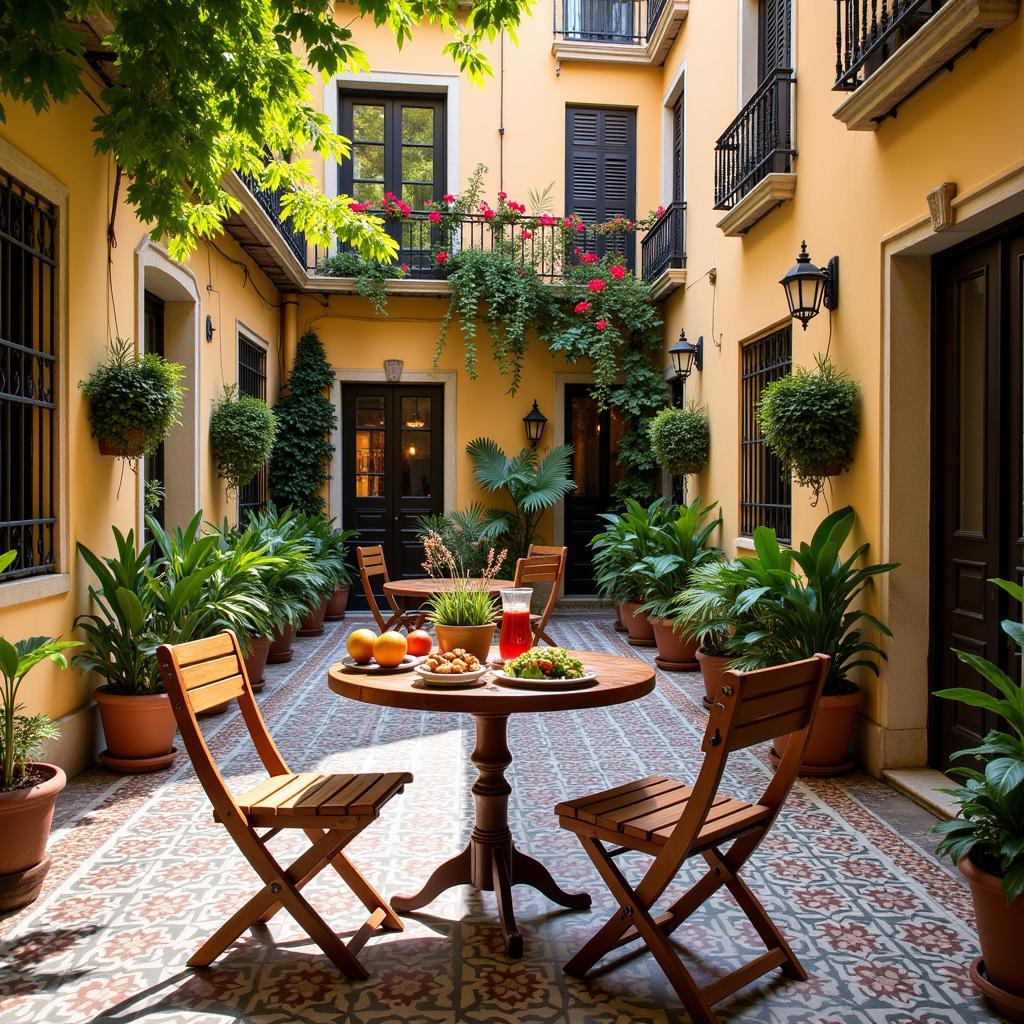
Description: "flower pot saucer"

(768, 746), (855, 777)
(99, 747), (177, 774)
(626, 637), (656, 648)
(655, 656), (698, 672)
(0, 855), (51, 914)
(971, 957), (1024, 1022)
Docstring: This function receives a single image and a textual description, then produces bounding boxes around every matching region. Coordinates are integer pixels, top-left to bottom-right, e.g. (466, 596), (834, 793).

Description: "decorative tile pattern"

(0, 615), (997, 1022)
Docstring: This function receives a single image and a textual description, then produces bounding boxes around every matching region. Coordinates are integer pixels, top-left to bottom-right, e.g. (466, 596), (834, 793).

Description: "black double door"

(932, 222), (1024, 768)
(342, 384), (444, 607)
(563, 383), (625, 595)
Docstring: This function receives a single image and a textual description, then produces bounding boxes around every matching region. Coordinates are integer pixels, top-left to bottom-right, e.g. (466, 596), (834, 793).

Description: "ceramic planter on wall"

(94, 689), (177, 773)
(297, 597), (328, 638)
(620, 602), (655, 647)
(695, 648), (731, 709)
(649, 618), (698, 672)
(436, 623), (496, 663)
(268, 622), (296, 664)
(0, 763), (66, 912)
(961, 856), (1024, 1021)
(771, 688), (862, 777)
(324, 584), (351, 622)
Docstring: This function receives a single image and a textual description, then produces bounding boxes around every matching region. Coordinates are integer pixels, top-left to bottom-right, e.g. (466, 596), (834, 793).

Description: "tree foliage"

(0, 1), (532, 259)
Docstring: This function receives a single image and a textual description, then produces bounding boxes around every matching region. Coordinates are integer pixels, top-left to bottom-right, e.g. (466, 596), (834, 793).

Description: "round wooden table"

(327, 650), (655, 958)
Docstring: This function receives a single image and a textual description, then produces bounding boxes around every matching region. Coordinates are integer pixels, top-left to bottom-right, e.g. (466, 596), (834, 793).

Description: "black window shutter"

(672, 95), (684, 204)
(758, 0), (792, 81)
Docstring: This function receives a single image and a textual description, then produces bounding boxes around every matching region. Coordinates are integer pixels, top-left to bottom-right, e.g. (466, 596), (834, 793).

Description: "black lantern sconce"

(523, 400), (548, 448)
(668, 330), (703, 382)
(780, 241), (839, 330)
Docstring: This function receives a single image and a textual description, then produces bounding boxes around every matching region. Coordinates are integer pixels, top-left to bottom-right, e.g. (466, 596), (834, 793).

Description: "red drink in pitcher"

(499, 588), (534, 661)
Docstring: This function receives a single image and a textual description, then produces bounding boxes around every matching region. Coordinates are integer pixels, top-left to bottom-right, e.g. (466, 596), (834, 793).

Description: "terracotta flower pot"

(324, 584), (351, 622)
(94, 689), (177, 773)
(244, 636), (271, 692)
(268, 622), (295, 664)
(696, 648), (731, 709)
(0, 763), (66, 912)
(613, 604), (628, 633)
(297, 597), (328, 637)
(960, 855), (1024, 1019)
(772, 688), (862, 776)
(97, 427), (146, 458)
(649, 617), (698, 671)
(436, 623), (496, 663)
(621, 602), (655, 647)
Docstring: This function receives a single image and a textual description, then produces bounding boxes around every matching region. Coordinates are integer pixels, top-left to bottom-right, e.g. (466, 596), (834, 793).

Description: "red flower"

(609, 264), (626, 280)
(384, 191), (396, 201)
(576, 222), (585, 232)
(521, 229), (533, 240)
(573, 246), (581, 255)
(580, 251), (598, 264)
(400, 264), (409, 273)
(595, 319), (608, 330)
(498, 191), (507, 200)
(443, 193), (455, 203)
(539, 214), (557, 226)
(563, 217), (574, 227)
(428, 210), (442, 223)
(483, 208), (495, 220)
(655, 204), (666, 217)
(587, 278), (606, 292)
(574, 301), (590, 314)
(435, 251), (449, 265)
(349, 201), (370, 213)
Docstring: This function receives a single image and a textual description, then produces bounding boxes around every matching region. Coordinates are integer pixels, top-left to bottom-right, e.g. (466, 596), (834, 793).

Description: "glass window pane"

(402, 106), (434, 145)
(353, 181), (384, 206)
(570, 397), (600, 497)
(355, 428), (385, 497)
(352, 104), (385, 142)
(957, 272), (987, 533)
(353, 143), (384, 182)
(402, 146), (433, 184)
(405, 183), (434, 211)
(402, 397), (431, 430)
(402, 432), (431, 496)
(355, 396), (386, 428)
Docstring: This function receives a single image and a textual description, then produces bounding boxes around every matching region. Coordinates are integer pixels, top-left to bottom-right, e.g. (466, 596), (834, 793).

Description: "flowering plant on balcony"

(316, 250), (409, 316)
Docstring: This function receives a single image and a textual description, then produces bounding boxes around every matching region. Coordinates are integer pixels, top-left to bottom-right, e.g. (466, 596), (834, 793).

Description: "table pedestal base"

(391, 713), (591, 958)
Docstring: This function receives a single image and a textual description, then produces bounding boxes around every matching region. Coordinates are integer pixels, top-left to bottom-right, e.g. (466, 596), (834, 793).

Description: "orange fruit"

(346, 628), (377, 664)
(373, 631), (408, 668)
(406, 629), (432, 657)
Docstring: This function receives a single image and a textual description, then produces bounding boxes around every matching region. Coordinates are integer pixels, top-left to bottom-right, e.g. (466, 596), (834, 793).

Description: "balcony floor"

(0, 613), (989, 1022)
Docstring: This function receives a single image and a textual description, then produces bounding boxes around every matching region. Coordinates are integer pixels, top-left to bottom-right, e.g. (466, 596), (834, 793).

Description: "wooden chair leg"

(329, 846), (404, 932)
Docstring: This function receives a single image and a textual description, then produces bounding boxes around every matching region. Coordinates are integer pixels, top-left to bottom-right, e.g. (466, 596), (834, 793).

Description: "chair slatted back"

(356, 545), (402, 631)
(515, 545), (567, 644)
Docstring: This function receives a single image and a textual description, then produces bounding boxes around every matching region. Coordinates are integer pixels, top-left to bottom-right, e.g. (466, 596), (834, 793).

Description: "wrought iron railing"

(553, 0), (669, 45)
(714, 68), (796, 211)
(640, 201), (685, 281)
(236, 169), (309, 267)
(834, 0), (946, 90)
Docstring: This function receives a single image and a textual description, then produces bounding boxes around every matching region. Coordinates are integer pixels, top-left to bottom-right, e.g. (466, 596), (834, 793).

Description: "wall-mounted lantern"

(780, 241), (839, 330)
(668, 329), (703, 382)
(523, 400), (547, 448)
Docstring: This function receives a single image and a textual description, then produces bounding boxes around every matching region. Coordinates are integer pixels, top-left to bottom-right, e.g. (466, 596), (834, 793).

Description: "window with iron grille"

(0, 169), (58, 583)
(237, 334), (268, 526)
(741, 326), (791, 542)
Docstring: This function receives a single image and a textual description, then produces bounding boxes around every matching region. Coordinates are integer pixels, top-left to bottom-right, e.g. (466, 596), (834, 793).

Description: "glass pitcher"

(499, 587), (534, 661)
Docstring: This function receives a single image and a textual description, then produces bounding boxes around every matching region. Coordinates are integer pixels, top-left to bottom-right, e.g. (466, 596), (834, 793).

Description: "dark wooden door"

(563, 384), (625, 595)
(932, 224), (1024, 768)
(342, 384), (444, 607)
(143, 292), (165, 538)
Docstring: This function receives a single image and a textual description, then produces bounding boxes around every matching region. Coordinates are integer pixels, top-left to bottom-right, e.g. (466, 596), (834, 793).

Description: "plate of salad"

(494, 648), (598, 689)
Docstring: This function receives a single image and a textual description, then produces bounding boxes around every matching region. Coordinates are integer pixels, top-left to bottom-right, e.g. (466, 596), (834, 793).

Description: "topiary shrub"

(757, 353), (861, 505)
(648, 403), (710, 476)
(209, 385), (277, 492)
(269, 330), (336, 514)
(80, 337), (185, 457)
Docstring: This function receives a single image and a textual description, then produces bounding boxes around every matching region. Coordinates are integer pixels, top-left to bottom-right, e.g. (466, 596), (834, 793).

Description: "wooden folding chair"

(556, 654), (830, 1023)
(156, 630), (412, 978)
(513, 544), (567, 646)
(356, 545), (425, 633)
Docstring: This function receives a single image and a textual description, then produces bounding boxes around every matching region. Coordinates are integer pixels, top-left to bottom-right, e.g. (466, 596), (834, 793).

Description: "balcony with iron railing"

(639, 201), (687, 298)
(832, 0), (1019, 130)
(713, 68), (797, 236)
(551, 0), (689, 64)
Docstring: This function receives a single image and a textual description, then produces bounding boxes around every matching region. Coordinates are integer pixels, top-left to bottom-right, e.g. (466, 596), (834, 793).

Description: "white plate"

(492, 668), (599, 688)
(341, 654), (424, 675)
(416, 664), (490, 686)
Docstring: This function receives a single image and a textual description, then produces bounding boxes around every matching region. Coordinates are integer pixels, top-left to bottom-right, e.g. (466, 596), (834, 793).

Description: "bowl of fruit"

(494, 647), (597, 689)
(416, 649), (489, 688)
(343, 628), (432, 673)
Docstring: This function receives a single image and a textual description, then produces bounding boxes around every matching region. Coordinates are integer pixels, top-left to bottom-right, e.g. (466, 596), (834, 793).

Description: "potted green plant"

(648, 403), (711, 476)
(323, 523), (357, 622)
(209, 384), (277, 493)
(757, 353), (860, 504)
(0, 551), (79, 912)
(933, 580), (1024, 1021)
(422, 531), (505, 661)
(80, 337), (186, 457)
(634, 499), (722, 670)
(295, 513), (356, 637)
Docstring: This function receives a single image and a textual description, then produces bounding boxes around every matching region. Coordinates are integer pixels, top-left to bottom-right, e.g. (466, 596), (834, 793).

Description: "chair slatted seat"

(513, 545), (567, 647)
(557, 654), (830, 1024)
(356, 545), (426, 633)
(157, 631), (412, 979)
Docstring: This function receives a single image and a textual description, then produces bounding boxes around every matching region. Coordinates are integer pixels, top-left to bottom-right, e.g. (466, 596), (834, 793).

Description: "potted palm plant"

(933, 580), (1024, 1021)
(0, 551), (79, 912)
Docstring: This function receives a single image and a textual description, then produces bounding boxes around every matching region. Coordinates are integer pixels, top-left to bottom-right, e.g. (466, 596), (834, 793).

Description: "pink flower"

(655, 205), (666, 217)
(576, 223), (585, 232)
(482, 208), (495, 220)
(609, 264), (626, 280)
(443, 193), (456, 204)
(573, 246), (581, 255)
(521, 229), (533, 240)
(435, 251), (448, 265)
(563, 217), (574, 228)
(498, 191), (507, 200)
(595, 319), (608, 330)
(587, 278), (606, 292)
(384, 191), (396, 200)
(574, 301), (590, 314)
(428, 210), (442, 223)
(400, 264), (409, 273)
(580, 251), (598, 264)
(539, 214), (557, 226)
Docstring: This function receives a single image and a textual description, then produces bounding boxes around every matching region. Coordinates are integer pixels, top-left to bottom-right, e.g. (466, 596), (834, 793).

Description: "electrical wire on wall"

(685, 265), (723, 352)
(498, 30), (505, 192)
(205, 243), (227, 388)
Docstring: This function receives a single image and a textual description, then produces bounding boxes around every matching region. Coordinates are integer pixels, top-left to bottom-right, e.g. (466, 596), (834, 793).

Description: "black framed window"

(237, 334), (268, 526)
(741, 326), (792, 542)
(0, 169), (58, 583)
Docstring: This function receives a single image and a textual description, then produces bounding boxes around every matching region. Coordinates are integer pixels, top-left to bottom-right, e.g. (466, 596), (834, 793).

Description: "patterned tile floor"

(0, 613), (1002, 1023)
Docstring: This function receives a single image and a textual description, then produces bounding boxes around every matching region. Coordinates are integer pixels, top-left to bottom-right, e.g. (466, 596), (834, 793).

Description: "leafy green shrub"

(209, 385), (277, 492)
(417, 504), (508, 577)
(648, 404), (710, 475)
(79, 337), (185, 456)
(269, 331), (336, 515)
(316, 251), (409, 316)
(757, 354), (860, 504)
(590, 498), (679, 605)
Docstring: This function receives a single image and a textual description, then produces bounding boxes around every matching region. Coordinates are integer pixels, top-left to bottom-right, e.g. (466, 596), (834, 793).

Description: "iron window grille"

(237, 334), (269, 526)
(741, 326), (792, 542)
(0, 169), (58, 583)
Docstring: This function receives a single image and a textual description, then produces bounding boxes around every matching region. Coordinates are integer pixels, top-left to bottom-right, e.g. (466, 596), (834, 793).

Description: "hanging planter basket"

(97, 428), (147, 458)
